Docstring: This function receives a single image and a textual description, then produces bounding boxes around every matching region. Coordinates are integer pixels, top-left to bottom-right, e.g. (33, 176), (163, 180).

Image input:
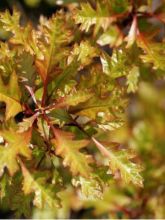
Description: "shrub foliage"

(0, 0), (165, 218)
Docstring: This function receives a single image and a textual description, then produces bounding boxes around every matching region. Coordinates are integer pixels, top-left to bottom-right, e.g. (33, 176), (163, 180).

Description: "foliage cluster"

(0, 0), (165, 218)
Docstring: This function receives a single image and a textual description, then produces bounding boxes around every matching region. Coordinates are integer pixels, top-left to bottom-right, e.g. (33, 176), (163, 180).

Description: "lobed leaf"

(52, 129), (92, 177)
(0, 71), (22, 120)
(93, 138), (143, 187)
(20, 162), (60, 209)
(137, 35), (165, 71)
(75, 2), (112, 33)
(0, 127), (31, 176)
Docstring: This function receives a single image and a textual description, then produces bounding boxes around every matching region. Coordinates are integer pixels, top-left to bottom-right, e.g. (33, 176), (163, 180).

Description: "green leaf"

(0, 173), (9, 199)
(0, 172), (33, 218)
(75, 1), (130, 34)
(92, 166), (112, 184)
(48, 109), (72, 126)
(126, 65), (140, 93)
(0, 9), (20, 34)
(100, 50), (127, 78)
(0, 127), (31, 176)
(84, 187), (131, 216)
(67, 64), (127, 131)
(68, 41), (99, 68)
(108, 0), (130, 14)
(70, 89), (126, 131)
(75, 2), (111, 33)
(0, 9), (33, 48)
(0, 10), (72, 82)
(73, 176), (103, 200)
(0, 42), (15, 60)
(16, 52), (36, 87)
(97, 26), (123, 47)
(11, 191), (33, 218)
(20, 162), (60, 209)
(51, 60), (78, 94)
(0, 71), (22, 120)
(93, 138), (143, 187)
(34, 12), (73, 82)
(137, 35), (165, 70)
(52, 129), (92, 177)
(64, 90), (93, 107)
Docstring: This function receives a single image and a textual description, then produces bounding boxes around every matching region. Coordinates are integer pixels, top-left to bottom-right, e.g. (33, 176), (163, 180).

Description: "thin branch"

(41, 77), (48, 107)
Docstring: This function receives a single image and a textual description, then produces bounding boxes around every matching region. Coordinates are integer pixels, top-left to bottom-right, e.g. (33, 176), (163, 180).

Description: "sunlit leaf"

(93, 138), (143, 187)
(20, 162), (60, 209)
(126, 65), (140, 93)
(0, 127), (31, 176)
(137, 35), (165, 70)
(0, 71), (22, 120)
(52, 129), (92, 177)
(97, 26), (123, 47)
(75, 2), (112, 34)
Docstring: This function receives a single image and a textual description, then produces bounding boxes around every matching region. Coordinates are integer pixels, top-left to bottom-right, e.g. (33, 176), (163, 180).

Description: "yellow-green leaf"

(97, 26), (123, 47)
(126, 65), (140, 93)
(68, 41), (99, 68)
(0, 128), (31, 176)
(75, 3), (111, 34)
(93, 138), (143, 187)
(52, 129), (92, 177)
(64, 90), (93, 107)
(0, 71), (22, 120)
(20, 162), (59, 209)
(137, 35), (165, 70)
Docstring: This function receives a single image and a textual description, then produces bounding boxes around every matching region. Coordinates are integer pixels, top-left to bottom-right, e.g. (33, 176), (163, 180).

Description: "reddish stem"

(41, 77), (48, 107)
